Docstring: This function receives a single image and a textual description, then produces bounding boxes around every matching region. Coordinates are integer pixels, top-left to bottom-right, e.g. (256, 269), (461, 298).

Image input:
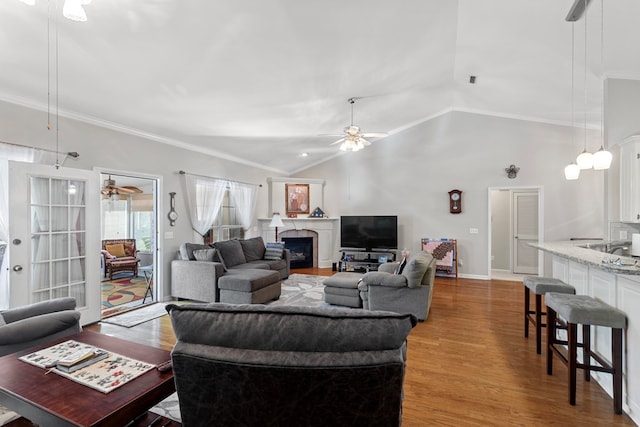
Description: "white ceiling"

(1, 0), (639, 175)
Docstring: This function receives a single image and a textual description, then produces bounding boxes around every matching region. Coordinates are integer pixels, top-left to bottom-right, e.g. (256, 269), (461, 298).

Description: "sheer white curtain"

(228, 181), (258, 232)
(183, 174), (227, 241)
(0, 143), (57, 309)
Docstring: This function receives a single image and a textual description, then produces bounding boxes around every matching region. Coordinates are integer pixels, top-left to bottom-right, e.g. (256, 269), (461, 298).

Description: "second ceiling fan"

(324, 97), (388, 152)
(101, 175), (143, 199)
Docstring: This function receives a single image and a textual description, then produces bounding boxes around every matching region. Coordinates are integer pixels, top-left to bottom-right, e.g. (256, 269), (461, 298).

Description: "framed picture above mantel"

(285, 183), (310, 215)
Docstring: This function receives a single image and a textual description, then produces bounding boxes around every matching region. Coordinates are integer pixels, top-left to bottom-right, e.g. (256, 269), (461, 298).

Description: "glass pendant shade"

(564, 163), (580, 180)
(592, 146), (613, 170)
(576, 150), (593, 169)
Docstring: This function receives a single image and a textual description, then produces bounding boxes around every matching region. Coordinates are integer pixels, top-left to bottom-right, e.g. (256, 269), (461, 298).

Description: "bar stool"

(545, 292), (627, 414)
(523, 276), (575, 354)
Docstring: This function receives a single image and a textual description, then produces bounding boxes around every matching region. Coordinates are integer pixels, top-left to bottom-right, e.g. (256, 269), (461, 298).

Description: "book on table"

(56, 349), (109, 373)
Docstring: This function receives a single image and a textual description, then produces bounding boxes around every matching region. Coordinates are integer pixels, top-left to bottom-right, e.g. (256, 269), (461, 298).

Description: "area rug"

(101, 302), (169, 328)
(101, 277), (149, 311)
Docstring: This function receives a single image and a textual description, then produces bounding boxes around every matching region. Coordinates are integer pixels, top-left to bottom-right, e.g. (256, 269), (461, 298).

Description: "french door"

(8, 161), (100, 325)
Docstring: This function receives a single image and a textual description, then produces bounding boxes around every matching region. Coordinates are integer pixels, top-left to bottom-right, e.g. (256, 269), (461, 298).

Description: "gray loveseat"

(166, 303), (417, 427)
(0, 297), (81, 357)
(171, 237), (290, 303)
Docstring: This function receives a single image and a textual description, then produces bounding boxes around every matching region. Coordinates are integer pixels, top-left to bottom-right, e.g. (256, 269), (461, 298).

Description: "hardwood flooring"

(86, 269), (636, 426)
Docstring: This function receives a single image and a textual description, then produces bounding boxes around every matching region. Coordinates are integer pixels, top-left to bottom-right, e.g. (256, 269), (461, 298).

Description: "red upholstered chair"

(101, 239), (139, 280)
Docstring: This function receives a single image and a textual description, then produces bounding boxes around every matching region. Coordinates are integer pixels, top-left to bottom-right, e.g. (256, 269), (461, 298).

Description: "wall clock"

(448, 190), (462, 214)
(168, 192), (178, 226)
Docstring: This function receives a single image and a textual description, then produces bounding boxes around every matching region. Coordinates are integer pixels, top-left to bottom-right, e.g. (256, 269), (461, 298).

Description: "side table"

(140, 265), (154, 303)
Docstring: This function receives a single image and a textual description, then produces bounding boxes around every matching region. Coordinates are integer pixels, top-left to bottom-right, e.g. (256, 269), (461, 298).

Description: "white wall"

(0, 100), (273, 299)
(294, 111), (605, 278)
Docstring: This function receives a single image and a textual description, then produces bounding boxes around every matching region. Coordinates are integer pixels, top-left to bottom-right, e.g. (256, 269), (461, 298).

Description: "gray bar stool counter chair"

(545, 292), (627, 414)
(523, 276), (575, 354)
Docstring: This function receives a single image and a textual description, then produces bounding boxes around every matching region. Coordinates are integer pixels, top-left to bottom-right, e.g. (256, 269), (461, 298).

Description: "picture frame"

(285, 183), (310, 215)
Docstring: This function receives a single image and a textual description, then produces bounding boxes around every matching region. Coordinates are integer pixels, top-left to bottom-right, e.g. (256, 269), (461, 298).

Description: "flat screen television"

(340, 216), (398, 251)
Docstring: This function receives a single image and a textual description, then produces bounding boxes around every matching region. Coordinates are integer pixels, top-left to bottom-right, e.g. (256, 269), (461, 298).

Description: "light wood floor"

(87, 269), (636, 426)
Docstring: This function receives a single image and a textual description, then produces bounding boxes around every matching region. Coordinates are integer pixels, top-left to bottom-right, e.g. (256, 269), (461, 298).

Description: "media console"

(338, 249), (397, 273)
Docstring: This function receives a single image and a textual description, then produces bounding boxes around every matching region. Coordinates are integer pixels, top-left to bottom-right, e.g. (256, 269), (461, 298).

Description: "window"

(206, 190), (244, 243)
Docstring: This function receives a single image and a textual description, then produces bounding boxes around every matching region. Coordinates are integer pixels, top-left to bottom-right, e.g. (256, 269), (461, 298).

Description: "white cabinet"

(620, 136), (640, 222)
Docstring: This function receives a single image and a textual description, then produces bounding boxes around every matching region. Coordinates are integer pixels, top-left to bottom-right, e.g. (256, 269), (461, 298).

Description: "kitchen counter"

(531, 240), (640, 275)
(534, 240), (640, 422)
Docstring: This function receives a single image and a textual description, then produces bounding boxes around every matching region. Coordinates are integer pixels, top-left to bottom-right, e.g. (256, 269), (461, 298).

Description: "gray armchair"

(0, 297), (81, 357)
(358, 251), (436, 321)
(166, 303), (416, 427)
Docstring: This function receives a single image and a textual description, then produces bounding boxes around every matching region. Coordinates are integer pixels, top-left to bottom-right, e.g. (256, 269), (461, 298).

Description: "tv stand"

(338, 249), (397, 273)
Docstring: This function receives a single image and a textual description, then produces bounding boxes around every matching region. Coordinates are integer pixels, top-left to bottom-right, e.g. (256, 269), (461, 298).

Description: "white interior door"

(8, 161), (100, 325)
(513, 191), (538, 275)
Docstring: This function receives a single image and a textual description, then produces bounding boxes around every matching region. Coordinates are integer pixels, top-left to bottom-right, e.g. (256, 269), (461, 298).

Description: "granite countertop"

(531, 241), (640, 275)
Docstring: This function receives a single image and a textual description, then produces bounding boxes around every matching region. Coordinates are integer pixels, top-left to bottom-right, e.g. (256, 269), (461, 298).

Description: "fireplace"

(282, 237), (313, 268)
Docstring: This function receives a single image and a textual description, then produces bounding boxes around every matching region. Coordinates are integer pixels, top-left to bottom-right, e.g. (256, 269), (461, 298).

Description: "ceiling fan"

(101, 175), (143, 199)
(322, 97), (388, 152)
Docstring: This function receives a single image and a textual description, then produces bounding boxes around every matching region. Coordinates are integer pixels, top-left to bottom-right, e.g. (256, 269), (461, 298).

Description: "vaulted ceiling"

(1, 0), (639, 175)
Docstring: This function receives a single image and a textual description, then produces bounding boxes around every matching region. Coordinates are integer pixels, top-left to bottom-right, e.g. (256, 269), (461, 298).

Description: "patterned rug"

(149, 273), (331, 423)
(101, 277), (150, 316)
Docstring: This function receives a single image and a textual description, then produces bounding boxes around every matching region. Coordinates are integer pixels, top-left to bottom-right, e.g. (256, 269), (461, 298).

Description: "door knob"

(12, 265), (23, 272)
(12, 238), (21, 245)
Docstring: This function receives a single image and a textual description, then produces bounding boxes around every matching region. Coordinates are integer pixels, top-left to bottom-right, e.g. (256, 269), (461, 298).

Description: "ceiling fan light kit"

(324, 97), (388, 152)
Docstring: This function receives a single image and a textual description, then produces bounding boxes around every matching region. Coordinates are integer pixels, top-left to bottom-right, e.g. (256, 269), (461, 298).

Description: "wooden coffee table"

(0, 331), (175, 427)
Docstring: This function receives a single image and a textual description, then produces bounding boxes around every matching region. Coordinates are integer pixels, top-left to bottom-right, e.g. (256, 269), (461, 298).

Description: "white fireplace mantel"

(257, 218), (338, 268)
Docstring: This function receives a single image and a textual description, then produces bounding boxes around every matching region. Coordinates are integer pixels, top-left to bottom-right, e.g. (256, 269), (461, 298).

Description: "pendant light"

(592, 0), (612, 170)
(576, 0), (593, 170)
(565, 21), (580, 180)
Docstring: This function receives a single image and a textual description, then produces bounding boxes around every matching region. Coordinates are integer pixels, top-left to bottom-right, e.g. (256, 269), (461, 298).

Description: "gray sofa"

(358, 251), (437, 321)
(0, 297), (81, 357)
(166, 302), (417, 427)
(171, 237), (290, 303)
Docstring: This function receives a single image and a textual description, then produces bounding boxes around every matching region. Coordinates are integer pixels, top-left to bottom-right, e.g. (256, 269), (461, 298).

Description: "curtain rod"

(178, 170), (262, 187)
(0, 140), (79, 158)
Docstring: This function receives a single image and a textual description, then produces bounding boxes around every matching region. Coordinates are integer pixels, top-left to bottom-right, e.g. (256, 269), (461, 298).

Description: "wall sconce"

(505, 164), (520, 179)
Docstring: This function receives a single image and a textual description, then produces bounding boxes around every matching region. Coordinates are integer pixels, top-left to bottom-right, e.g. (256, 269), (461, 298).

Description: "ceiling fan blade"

(117, 186), (143, 194)
(361, 132), (388, 138)
(329, 138), (346, 146)
(318, 133), (346, 137)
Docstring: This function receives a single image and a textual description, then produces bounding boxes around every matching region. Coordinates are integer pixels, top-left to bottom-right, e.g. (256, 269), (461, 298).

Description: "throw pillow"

(394, 257), (407, 275)
(182, 243), (212, 261)
(264, 242), (285, 260)
(105, 243), (126, 258)
(193, 248), (217, 262)
(101, 249), (114, 259)
(0, 313), (5, 326)
(212, 239), (247, 268)
(239, 237), (266, 262)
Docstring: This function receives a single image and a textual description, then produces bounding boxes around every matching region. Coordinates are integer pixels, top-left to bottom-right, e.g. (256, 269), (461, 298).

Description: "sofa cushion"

(264, 242), (285, 260)
(402, 252), (431, 288)
(229, 262), (270, 271)
(105, 243), (126, 258)
(239, 237), (266, 262)
(193, 248), (217, 262)
(166, 303), (417, 352)
(213, 239), (247, 268)
(180, 243), (212, 261)
(0, 314), (5, 326)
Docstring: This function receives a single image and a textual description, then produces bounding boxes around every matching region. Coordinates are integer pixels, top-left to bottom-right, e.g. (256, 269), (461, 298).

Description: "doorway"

(99, 171), (159, 317)
(488, 187), (543, 281)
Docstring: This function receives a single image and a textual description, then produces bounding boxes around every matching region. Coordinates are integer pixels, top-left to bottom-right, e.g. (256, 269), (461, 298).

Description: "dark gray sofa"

(166, 303), (417, 427)
(170, 237), (290, 303)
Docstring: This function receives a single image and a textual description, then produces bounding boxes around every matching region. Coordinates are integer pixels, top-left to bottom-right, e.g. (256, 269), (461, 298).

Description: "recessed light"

(300, 152), (308, 157)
